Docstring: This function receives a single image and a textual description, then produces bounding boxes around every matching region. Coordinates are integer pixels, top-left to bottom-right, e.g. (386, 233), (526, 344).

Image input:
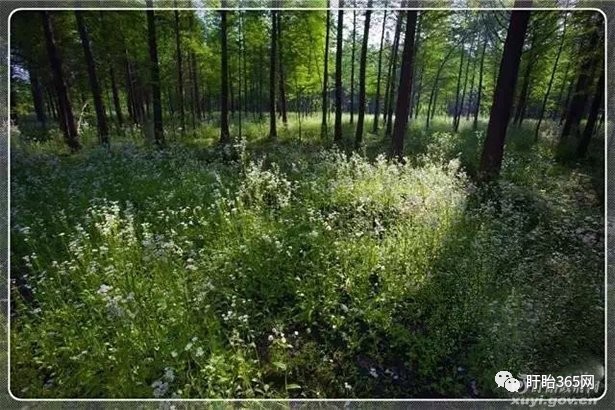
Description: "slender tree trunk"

(561, 23), (600, 140)
(269, 10), (278, 139)
(391, 11), (418, 161)
(76, 11), (109, 145)
(109, 66), (123, 129)
(146, 1), (164, 146)
(277, 12), (288, 126)
(385, 12), (403, 139)
(372, 9), (388, 132)
(577, 68), (603, 157)
(478, 5), (530, 181)
(334, 5), (344, 142)
(350, 9), (357, 124)
(174, 8), (186, 134)
(354, 1), (372, 148)
(473, 35), (487, 130)
(534, 13), (568, 140)
(513, 56), (533, 126)
(321, 4), (331, 138)
(413, 65), (423, 119)
(220, 9), (231, 143)
(553, 60), (570, 120)
(455, 37), (473, 131)
(29, 67), (47, 127)
(42, 11), (80, 151)
(465, 36), (478, 122)
(452, 43), (466, 131)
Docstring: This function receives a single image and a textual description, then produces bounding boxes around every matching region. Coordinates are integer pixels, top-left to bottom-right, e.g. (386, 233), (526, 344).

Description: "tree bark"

(42, 11), (80, 151)
(473, 34), (487, 130)
(334, 5), (344, 142)
(269, 10), (278, 139)
(384, 12), (403, 139)
(76, 11), (109, 145)
(146, 1), (164, 146)
(321, 5), (331, 138)
(277, 12), (288, 126)
(109, 66), (123, 129)
(174, 8), (186, 134)
(478, 6), (531, 182)
(28, 67), (47, 127)
(391, 11), (418, 161)
(354, 2), (372, 148)
(220, 9), (231, 143)
(577, 68), (603, 158)
(350, 9), (357, 124)
(372, 9), (388, 132)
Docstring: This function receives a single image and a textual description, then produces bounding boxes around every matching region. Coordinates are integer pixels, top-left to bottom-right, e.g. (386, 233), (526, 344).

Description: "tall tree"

(384, 12), (403, 138)
(269, 10), (278, 139)
(277, 12), (288, 126)
(220, 9), (231, 143)
(146, 1), (164, 147)
(109, 67), (123, 129)
(321, 4), (331, 138)
(334, 5), (344, 143)
(534, 12), (568, 140)
(174, 7), (186, 134)
(478, 5), (531, 181)
(75, 11), (109, 145)
(391, 11), (418, 161)
(577, 68), (603, 158)
(42, 11), (80, 151)
(561, 15), (600, 141)
(28, 67), (47, 127)
(354, 1), (372, 149)
(350, 8), (357, 124)
(473, 30), (487, 130)
(372, 9), (388, 133)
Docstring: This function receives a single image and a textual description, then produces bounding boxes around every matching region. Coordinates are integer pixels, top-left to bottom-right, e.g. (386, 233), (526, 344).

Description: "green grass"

(9, 114), (605, 398)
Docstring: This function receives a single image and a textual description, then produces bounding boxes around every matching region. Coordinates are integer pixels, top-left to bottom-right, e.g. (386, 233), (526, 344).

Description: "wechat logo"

(496, 370), (522, 393)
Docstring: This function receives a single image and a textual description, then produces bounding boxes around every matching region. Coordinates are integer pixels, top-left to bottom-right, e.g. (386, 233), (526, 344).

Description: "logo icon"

(496, 370), (522, 392)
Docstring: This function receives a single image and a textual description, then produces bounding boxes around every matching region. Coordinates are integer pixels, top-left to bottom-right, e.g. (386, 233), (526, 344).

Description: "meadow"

(9, 114), (605, 398)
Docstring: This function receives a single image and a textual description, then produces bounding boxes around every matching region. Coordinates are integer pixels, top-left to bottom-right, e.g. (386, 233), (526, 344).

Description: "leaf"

(286, 383), (301, 390)
(273, 361), (287, 371)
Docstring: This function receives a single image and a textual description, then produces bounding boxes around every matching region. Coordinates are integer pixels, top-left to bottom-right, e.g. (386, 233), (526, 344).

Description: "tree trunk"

(350, 9), (357, 124)
(452, 43), (465, 131)
(109, 66), (123, 129)
(220, 9), (231, 143)
(276, 13), (288, 126)
(334, 6), (344, 142)
(321, 5), (331, 138)
(473, 35), (487, 130)
(372, 9), (388, 133)
(577, 68), (603, 158)
(478, 6), (531, 182)
(76, 11), (109, 145)
(384, 12), (403, 139)
(354, 1), (372, 149)
(29, 67), (47, 127)
(174, 8), (186, 134)
(561, 20), (600, 141)
(269, 10), (278, 139)
(391, 11), (418, 161)
(455, 37), (473, 131)
(42, 11), (80, 151)
(534, 13), (568, 140)
(146, 2), (164, 147)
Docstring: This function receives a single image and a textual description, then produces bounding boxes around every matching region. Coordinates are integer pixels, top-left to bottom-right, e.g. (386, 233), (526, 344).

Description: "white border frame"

(5, 5), (609, 403)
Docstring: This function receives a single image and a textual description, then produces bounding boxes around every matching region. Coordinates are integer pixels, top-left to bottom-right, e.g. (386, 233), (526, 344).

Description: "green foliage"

(11, 116), (603, 398)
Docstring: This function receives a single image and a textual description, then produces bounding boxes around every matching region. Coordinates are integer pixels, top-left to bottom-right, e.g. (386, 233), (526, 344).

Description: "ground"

(9, 114), (605, 398)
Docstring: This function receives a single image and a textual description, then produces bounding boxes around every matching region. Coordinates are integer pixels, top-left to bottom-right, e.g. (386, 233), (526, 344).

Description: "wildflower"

(195, 347), (204, 357)
(97, 284), (112, 295)
(369, 368), (378, 378)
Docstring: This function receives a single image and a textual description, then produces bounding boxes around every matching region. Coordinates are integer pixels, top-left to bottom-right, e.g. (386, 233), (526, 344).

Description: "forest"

(9, 0), (605, 399)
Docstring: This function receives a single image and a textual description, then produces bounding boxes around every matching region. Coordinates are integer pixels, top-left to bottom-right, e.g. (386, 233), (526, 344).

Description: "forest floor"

(9, 114), (605, 398)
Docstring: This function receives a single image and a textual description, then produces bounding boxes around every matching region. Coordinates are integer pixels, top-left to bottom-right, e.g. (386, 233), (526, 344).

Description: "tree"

(478, 5), (531, 182)
(75, 11), (109, 145)
(269, 10), (278, 139)
(277, 12), (288, 126)
(174, 7), (186, 134)
(28, 67), (47, 127)
(354, 1), (372, 149)
(334, 5), (343, 143)
(372, 9), (388, 133)
(321, 4), (331, 138)
(42, 11), (80, 151)
(391, 11), (418, 161)
(577, 68), (603, 158)
(350, 8), (357, 124)
(220, 9), (231, 144)
(146, 1), (164, 147)
(473, 30), (487, 130)
(561, 15), (601, 141)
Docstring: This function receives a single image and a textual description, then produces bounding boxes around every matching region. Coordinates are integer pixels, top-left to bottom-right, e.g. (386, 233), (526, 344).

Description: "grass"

(9, 113), (605, 398)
